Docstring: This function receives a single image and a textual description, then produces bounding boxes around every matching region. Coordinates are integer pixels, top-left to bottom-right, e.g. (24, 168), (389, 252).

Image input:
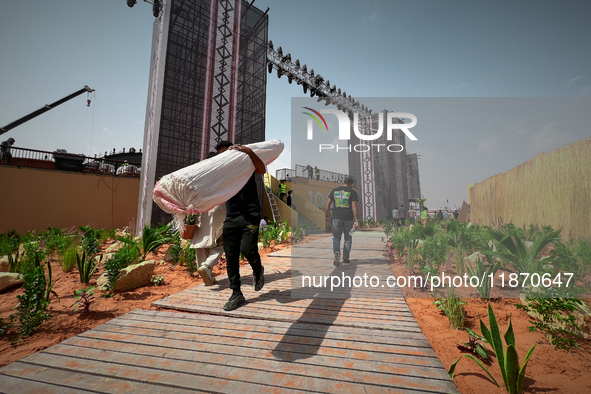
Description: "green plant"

(0, 230), (20, 256)
(71, 286), (96, 313)
(21, 240), (46, 274)
(100, 228), (116, 244)
(12, 265), (52, 336)
(79, 226), (101, 258)
(152, 275), (165, 286)
(185, 214), (199, 225)
(390, 231), (407, 261)
(183, 245), (198, 275)
(466, 257), (500, 300)
(0, 316), (12, 337)
(7, 250), (22, 273)
(457, 327), (489, 360)
(421, 233), (449, 268)
(42, 260), (59, 302)
(433, 287), (466, 329)
(515, 297), (583, 351)
(449, 303), (537, 393)
(487, 227), (560, 274)
(291, 224), (305, 243)
(62, 244), (78, 273)
(76, 250), (98, 284)
(104, 245), (139, 291)
(140, 223), (174, 260)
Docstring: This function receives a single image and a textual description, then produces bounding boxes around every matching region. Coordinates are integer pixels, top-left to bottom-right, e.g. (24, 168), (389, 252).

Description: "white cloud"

(103, 127), (118, 136)
(530, 121), (572, 153)
(476, 134), (499, 153)
(568, 75), (583, 85)
(508, 121), (529, 136)
(576, 85), (591, 97)
(410, 144), (438, 161)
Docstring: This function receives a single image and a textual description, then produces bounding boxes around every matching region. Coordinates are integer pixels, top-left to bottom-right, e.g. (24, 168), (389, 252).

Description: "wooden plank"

(43, 340), (457, 393)
(124, 310), (433, 346)
(99, 318), (437, 358)
(63, 333), (448, 381)
(0, 361), (199, 394)
(82, 325), (443, 368)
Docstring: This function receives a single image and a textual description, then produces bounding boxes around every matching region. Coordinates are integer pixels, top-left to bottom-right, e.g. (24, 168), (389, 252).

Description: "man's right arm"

(325, 198), (333, 222)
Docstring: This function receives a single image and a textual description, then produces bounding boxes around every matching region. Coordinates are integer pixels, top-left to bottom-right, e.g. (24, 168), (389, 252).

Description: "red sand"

(2, 236), (590, 394)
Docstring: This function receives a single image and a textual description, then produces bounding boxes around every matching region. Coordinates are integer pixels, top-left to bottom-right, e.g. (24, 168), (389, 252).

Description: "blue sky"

(1, 0), (590, 208)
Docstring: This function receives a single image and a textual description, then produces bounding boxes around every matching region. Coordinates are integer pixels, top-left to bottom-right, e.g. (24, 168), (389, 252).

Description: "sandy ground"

(0, 238), (292, 368)
(2, 233), (590, 394)
(388, 254), (591, 394)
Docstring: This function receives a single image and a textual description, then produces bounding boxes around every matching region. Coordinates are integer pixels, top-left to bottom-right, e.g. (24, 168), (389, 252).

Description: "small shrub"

(183, 246), (198, 275)
(152, 275), (165, 286)
(433, 287), (466, 329)
(456, 327), (489, 360)
(0, 230), (20, 256)
(12, 265), (52, 336)
(7, 251), (22, 273)
(141, 223), (174, 260)
(80, 226), (101, 258)
(72, 286), (96, 313)
(449, 303), (536, 394)
(77, 250), (98, 284)
(62, 244), (78, 273)
(104, 245), (139, 291)
(516, 297), (583, 351)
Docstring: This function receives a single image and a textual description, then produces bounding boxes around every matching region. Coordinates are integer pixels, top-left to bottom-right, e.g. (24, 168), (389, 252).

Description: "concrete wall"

(0, 166), (139, 234)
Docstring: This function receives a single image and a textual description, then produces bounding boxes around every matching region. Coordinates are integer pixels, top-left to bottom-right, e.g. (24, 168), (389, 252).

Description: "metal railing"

(0, 146), (141, 177)
(276, 165), (350, 184)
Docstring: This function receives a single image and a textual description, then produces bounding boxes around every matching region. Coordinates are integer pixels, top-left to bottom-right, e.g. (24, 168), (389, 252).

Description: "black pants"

(223, 213), (262, 290)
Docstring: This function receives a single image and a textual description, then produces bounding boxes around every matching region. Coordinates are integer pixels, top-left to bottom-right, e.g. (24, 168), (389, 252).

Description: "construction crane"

(0, 85), (95, 137)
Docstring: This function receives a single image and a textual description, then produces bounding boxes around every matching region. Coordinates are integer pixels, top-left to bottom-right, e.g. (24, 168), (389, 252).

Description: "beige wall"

(0, 166), (139, 234)
(469, 137), (591, 240)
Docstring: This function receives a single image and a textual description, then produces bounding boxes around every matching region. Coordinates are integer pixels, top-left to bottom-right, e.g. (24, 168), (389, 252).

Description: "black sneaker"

(253, 266), (265, 291)
(333, 251), (341, 267)
(342, 259), (352, 266)
(223, 292), (245, 311)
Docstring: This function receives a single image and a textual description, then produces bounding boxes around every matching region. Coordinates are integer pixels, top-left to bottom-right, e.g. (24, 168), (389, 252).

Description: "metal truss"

(266, 42), (372, 118)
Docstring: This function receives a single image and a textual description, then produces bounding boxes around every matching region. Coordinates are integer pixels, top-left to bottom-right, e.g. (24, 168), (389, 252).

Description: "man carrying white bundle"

(215, 141), (266, 311)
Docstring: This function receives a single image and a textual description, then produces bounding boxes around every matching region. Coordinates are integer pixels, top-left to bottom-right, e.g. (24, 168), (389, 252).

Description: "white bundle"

(153, 139), (283, 230)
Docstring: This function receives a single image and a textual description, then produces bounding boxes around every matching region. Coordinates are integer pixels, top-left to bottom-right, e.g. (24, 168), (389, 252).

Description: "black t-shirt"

(328, 186), (359, 220)
(286, 195), (292, 206)
(225, 173), (261, 217)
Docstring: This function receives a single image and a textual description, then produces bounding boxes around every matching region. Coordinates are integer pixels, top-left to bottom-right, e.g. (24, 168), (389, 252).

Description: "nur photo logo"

(302, 107), (418, 153)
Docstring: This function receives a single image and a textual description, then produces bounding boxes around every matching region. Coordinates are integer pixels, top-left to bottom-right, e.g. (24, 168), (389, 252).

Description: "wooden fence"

(469, 137), (591, 240)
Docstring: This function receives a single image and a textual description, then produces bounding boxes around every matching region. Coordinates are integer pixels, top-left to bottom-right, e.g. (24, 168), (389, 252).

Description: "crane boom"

(0, 85), (95, 136)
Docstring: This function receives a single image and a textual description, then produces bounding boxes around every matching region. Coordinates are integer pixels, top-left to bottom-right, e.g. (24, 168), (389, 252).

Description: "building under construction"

(138, 0), (269, 227)
(348, 110), (421, 222)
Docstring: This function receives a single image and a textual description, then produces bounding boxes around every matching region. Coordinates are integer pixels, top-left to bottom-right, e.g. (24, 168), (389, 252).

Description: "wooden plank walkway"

(0, 230), (459, 393)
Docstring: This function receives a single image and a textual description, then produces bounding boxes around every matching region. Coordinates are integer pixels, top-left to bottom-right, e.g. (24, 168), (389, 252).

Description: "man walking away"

(278, 180), (286, 201)
(392, 206), (399, 226)
(286, 190), (295, 210)
(407, 207), (416, 225)
(215, 141), (266, 311)
(398, 204), (406, 226)
(325, 177), (359, 267)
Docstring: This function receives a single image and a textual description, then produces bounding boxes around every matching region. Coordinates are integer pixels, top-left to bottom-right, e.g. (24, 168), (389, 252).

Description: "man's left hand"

(228, 144), (251, 154)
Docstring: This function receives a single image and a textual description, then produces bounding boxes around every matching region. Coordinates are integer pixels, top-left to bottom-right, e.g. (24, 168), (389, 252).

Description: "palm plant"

(486, 228), (560, 274)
